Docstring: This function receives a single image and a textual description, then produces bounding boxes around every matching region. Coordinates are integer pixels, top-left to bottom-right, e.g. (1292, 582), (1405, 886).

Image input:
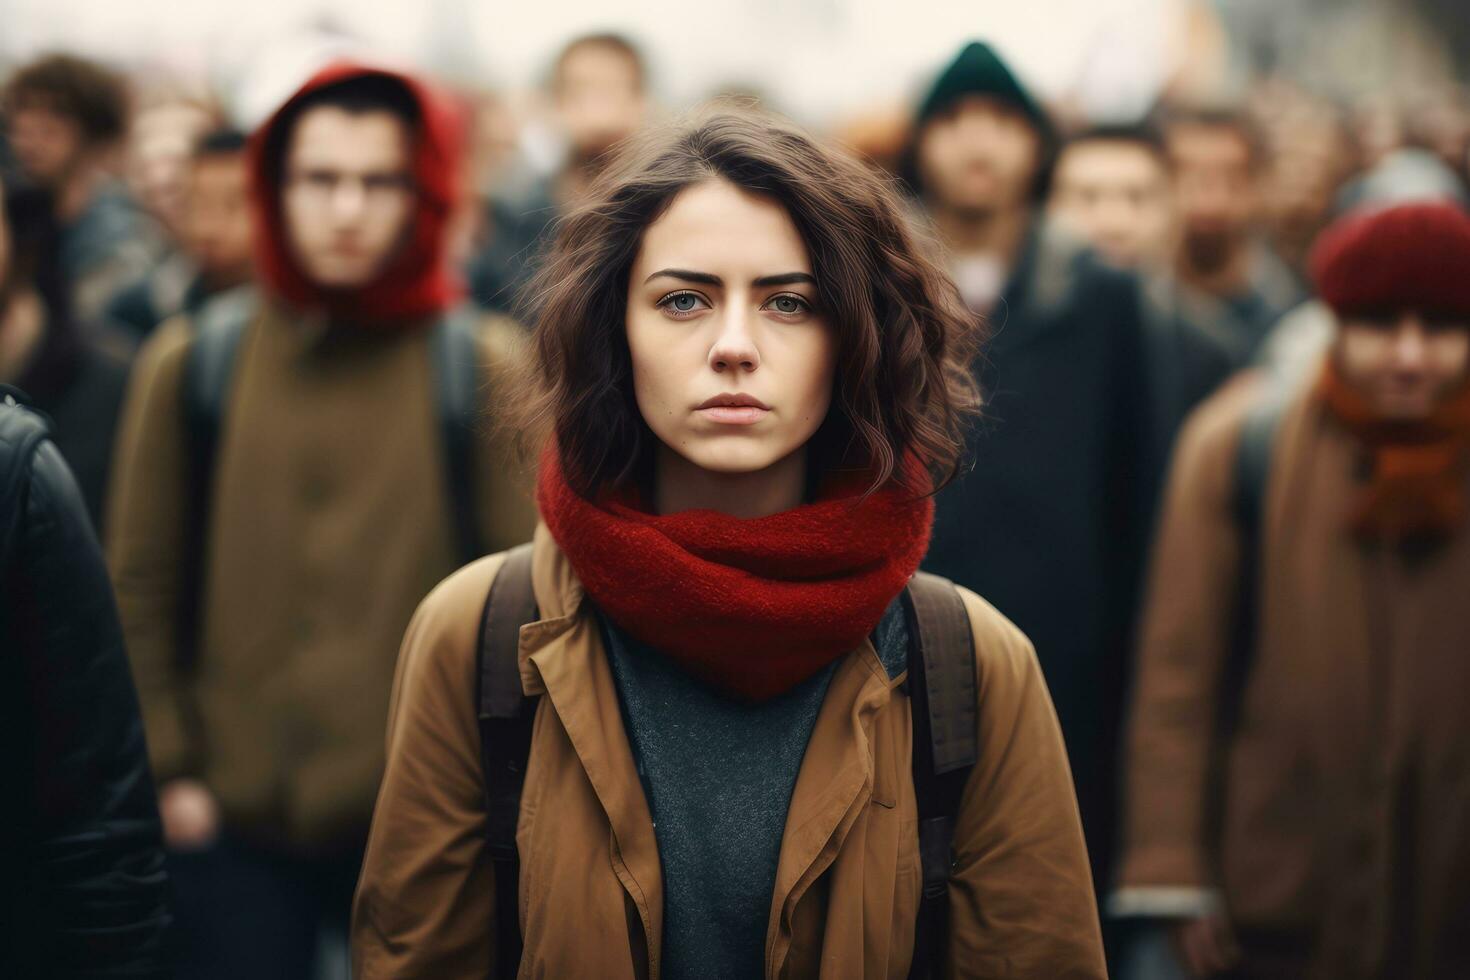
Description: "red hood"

(247, 62), (464, 324)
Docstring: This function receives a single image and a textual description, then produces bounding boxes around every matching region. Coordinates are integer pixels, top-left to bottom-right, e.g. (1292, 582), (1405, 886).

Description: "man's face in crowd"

(6, 104), (86, 188)
(917, 95), (1040, 218)
(128, 102), (215, 234)
(555, 43), (647, 162)
(1050, 140), (1173, 268)
(1168, 122), (1258, 272)
(281, 106), (416, 290)
(1337, 312), (1470, 420)
(185, 152), (253, 289)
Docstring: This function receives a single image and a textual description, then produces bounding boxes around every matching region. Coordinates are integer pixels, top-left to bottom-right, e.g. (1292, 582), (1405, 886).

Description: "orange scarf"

(1318, 359), (1470, 543)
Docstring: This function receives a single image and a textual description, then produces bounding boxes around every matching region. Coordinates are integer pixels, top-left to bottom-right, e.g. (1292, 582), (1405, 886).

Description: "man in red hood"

(105, 63), (536, 979)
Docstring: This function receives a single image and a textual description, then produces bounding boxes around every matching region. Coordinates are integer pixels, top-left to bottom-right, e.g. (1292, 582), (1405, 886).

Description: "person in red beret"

(1110, 201), (1470, 980)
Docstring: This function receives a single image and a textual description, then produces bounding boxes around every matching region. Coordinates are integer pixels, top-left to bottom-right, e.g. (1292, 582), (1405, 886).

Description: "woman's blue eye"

(671, 294), (699, 312)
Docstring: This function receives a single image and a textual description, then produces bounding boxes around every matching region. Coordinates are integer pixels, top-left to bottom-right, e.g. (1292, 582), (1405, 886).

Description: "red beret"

(1310, 202), (1470, 321)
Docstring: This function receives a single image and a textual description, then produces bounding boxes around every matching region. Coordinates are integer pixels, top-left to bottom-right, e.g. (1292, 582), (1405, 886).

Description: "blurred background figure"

(1163, 107), (1305, 365)
(125, 93), (219, 243)
(1, 385), (170, 979)
(546, 31), (650, 204)
(1050, 123), (1176, 269)
(1114, 201), (1470, 980)
(3, 54), (166, 323)
(909, 42), (1161, 936)
(1047, 122), (1236, 492)
(465, 32), (652, 313)
(0, 171), (130, 530)
(106, 63), (536, 980)
(108, 128), (256, 340)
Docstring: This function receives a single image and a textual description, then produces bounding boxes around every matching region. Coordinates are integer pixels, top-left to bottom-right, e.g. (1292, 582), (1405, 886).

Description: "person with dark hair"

(0, 171), (131, 530)
(1163, 107), (1305, 363)
(1049, 124), (1237, 481)
(908, 40), (1161, 921)
(1050, 123), (1174, 270)
(105, 63), (536, 979)
(352, 108), (1105, 978)
(0, 385), (170, 978)
(1115, 201), (1470, 980)
(107, 128), (256, 340)
(466, 32), (651, 315)
(3, 53), (167, 321)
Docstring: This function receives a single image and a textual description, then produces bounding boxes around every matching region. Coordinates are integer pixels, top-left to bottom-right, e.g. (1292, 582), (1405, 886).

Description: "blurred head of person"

(1048, 123), (1173, 268)
(1314, 202), (1470, 421)
(551, 33), (649, 166)
(1, 172), (76, 382)
(183, 129), (253, 291)
(1164, 107), (1263, 278)
(126, 97), (218, 237)
(523, 108), (979, 505)
(2, 54), (128, 194)
(904, 41), (1053, 222)
(1255, 98), (1359, 275)
(251, 64), (463, 321)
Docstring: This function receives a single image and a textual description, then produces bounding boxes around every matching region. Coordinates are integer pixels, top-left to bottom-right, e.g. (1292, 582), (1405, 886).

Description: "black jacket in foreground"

(0, 386), (170, 977)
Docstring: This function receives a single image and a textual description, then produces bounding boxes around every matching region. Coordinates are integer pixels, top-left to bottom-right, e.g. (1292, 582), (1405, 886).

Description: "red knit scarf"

(1318, 358), (1470, 543)
(536, 451), (935, 701)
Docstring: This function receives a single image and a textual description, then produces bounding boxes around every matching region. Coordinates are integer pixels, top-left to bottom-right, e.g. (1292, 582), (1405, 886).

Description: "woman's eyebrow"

(643, 269), (816, 288)
(751, 272), (816, 288)
(644, 268), (722, 286)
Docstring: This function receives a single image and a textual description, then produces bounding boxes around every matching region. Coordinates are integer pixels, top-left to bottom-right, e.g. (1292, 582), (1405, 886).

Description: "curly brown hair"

(3, 53), (128, 145)
(520, 108), (982, 500)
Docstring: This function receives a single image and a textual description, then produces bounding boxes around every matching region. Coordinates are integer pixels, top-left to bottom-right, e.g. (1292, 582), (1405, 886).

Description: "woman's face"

(625, 178), (837, 477)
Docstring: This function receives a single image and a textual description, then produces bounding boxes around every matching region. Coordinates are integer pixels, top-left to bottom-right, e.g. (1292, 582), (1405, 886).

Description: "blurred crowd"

(3, 10), (1470, 980)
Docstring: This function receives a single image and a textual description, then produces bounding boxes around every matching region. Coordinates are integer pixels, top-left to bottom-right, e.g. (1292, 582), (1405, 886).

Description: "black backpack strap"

(476, 543), (538, 980)
(179, 290), (255, 674)
(430, 307), (483, 567)
(903, 571), (978, 980)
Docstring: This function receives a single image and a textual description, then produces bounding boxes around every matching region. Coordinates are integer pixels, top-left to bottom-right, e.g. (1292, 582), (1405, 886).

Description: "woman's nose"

(708, 309), (761, 373)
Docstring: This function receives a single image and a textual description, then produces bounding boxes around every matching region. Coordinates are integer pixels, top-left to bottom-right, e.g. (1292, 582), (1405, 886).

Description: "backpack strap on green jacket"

(430, 308), (484, 566)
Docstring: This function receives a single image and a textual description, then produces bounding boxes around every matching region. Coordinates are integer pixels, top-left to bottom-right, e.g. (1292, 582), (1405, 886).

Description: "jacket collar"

(519, 527), (903, 978)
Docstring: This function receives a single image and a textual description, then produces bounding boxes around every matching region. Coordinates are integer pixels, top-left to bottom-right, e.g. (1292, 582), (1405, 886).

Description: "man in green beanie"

(913, 42), (1178, 946)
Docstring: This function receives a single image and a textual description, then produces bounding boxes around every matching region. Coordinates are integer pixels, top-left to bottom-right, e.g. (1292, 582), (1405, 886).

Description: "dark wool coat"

(923, 219), (1165, 891)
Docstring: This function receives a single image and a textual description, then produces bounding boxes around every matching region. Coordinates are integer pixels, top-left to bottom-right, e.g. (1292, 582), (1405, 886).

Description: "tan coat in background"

(352, 527), (1107, 979)
(1117, 374), (1470, 979)
(106, 302), (537, 853)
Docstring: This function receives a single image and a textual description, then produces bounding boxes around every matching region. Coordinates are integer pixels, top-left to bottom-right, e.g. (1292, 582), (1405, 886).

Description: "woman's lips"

(697, 405), (769, 425)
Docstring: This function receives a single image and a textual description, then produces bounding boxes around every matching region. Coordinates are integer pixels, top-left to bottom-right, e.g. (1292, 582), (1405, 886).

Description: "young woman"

(351, 110), (1104, 979)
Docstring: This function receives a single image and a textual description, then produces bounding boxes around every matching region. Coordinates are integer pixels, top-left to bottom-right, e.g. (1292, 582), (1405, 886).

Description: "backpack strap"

(903, 571), (978, 980)
(180, 290), (255, 674)
(430, 308), (484, 567)
(1222, 388), (1289, 739)
(476, 543), (538, 980)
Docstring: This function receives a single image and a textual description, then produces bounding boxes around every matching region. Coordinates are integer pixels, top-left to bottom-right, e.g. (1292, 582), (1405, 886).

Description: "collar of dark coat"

(989, 217), (1089, 353)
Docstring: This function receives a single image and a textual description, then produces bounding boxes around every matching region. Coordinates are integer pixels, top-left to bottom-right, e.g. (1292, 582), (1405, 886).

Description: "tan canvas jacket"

(106, 302), (537, 851)
(352, 527), (1106, 978)
(1117, 373), (1470, 979)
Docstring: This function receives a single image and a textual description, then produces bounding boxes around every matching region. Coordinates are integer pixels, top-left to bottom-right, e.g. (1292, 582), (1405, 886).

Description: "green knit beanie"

(915, 41), (1052, 140)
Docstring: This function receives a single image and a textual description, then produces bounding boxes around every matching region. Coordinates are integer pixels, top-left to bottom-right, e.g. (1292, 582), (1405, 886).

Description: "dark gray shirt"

(601, 599), (909, 979)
